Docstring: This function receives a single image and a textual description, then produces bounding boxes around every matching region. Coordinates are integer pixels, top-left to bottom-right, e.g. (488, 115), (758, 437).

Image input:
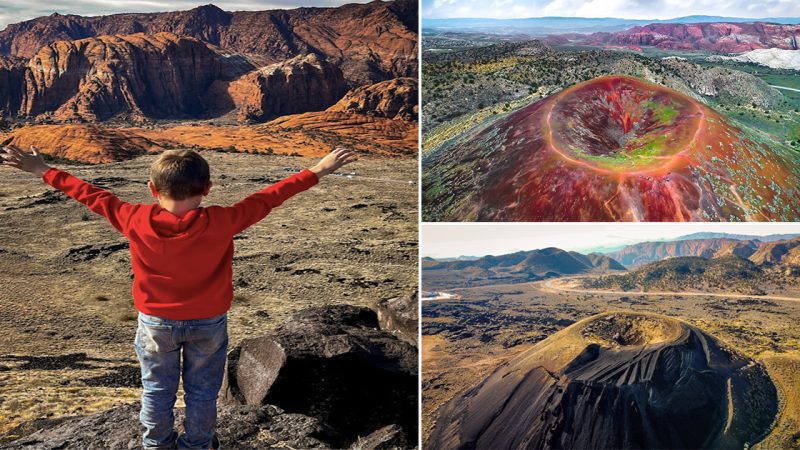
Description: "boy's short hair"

(150, 150), (210, 200)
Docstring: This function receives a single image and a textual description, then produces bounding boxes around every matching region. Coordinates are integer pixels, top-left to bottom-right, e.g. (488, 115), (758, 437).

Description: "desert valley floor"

(422, 276), (800, 448)
(0, 152), (417, 438)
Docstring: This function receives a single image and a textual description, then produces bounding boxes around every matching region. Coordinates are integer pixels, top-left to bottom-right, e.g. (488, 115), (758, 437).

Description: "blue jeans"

(134, 312), (228, 449)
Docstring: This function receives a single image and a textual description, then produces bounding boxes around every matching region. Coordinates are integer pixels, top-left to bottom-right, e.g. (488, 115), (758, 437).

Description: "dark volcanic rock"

(220, 338), (286, 406)
(220, 305), (418, 448)
(6, 305), (417, 449)
(376, 291), (419, 346)
(6, 403), (329, 449)
(349, 424), (409, 449)
(429, 312), (778, 450)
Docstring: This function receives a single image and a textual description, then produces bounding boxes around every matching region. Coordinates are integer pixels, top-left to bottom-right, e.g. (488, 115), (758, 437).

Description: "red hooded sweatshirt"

(43, 167), (318, 320)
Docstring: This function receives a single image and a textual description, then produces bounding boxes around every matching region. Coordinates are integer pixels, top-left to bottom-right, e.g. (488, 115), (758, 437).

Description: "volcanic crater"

(428, 311), (778, 450)
(550, 77), (700, 172)
(422, 75), (800, 221)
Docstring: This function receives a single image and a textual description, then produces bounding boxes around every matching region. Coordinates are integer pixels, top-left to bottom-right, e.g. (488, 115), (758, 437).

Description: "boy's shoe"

(211, 434), (220, 450)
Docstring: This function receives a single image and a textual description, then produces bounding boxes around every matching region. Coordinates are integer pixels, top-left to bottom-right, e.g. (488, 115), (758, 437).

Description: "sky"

(422, 0), (800, 20)
(421, 223), (800, 258)
(0, 0), (371, 29)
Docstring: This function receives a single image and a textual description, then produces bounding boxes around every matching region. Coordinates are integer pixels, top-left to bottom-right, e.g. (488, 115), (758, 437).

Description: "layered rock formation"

(0, 101), (420, 163)
(0, 56), (26, 117)
(18, 33), (246, 122)
(606, 238), (744, 267)
(0, 0), (418, 85)
(0, 29), (418, 162)
(0, 32), (397, 126)
(713, 240), (760, 259)
(329, 77), (418, 120)
(585, 22), (800, 53)
(1, 124), (159, 162)
(606, 236), (800, 268)
(429, 312), (778, 449)
(224, 54), (347, 122)
(0, 1), (419, 163)
(750, 238), (800, 266)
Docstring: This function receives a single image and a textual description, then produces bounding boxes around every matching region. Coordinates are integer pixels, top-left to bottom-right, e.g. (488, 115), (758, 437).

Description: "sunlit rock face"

(428, 312), (779, 450)
(422, 75), (800, 222)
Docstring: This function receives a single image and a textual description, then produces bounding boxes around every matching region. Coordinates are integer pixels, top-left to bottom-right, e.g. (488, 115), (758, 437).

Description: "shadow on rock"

(221, 305), (418, 448)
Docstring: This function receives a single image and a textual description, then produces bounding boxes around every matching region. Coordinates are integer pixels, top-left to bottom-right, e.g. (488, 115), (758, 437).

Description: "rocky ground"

(5, 305), (418, 449)
(0, 151), (418, 441)
(421, 278), (800, 448)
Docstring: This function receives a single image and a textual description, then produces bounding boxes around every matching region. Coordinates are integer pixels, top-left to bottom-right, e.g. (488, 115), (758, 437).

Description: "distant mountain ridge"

(578, 22), (800, 52)
(423, 15), (800, 35)
(674, 232), (800, 242)
(589, 236), (800, 294)
(0, 0), (418, 85)
(422, 247), (624, 289)
(605, 234), (800, 266)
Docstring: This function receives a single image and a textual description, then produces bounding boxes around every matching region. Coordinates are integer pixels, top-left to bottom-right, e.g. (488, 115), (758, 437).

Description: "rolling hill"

(422, 248), (624, 290)
(585, 256), (766, 295)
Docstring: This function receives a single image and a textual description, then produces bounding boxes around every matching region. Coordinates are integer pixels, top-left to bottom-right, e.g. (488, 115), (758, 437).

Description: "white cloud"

(422, 0), (800, 19)
(0, 0), (373, 30)
(434, 0), (459, 8)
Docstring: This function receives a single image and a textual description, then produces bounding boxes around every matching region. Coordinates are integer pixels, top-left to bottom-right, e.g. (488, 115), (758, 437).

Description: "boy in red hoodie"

(1, 145), (357, 449)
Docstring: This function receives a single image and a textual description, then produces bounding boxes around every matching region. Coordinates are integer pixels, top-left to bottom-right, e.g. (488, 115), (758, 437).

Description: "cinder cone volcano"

(422, 75), (800, 221)
(428, 312), (778, 449)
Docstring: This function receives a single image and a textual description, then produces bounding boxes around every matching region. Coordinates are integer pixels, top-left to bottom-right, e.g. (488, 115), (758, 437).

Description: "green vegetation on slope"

(586, 256), (766, 295)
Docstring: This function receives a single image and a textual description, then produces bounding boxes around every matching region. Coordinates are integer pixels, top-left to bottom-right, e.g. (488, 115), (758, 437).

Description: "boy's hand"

(310, 147), (358, 178)
(2, 145), (50, 177)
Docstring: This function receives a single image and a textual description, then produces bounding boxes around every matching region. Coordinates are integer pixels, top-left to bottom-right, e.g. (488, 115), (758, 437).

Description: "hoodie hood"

(149, 204), (209, 238)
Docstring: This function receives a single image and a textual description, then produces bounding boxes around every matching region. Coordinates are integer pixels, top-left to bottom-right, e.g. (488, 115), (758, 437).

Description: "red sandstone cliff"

(584, 22), (800, 53)
(0, 0), (417, 85)
(328, 77), (418, 120)
(225, 54), (347, 122)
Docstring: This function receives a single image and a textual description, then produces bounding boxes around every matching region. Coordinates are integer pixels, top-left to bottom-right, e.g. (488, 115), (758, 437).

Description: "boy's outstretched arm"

(224, 147), (358, 235)
(2, 145), (137, 235)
